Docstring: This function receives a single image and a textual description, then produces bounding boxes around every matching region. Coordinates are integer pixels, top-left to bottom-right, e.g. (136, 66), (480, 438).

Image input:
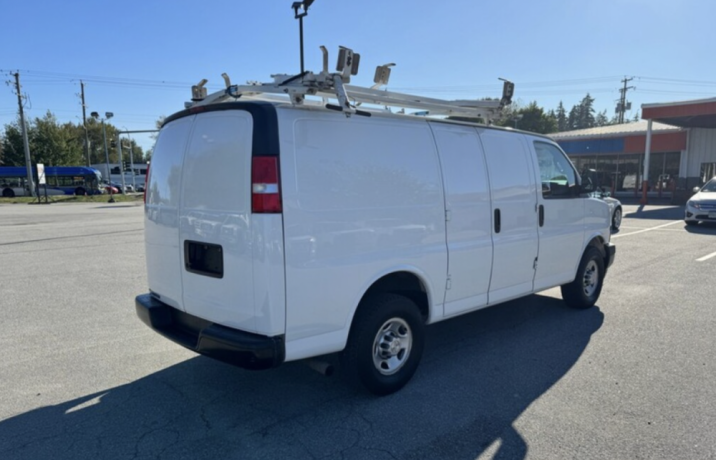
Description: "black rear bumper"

(135, 294), (284, 370)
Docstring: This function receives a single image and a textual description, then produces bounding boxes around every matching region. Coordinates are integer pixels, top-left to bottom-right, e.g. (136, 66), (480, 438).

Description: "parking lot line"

(611, 220), (683, 239)
(696, 250), (716, 262)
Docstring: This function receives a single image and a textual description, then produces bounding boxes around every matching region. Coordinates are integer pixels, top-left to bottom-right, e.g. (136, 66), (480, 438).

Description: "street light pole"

(101, 120), (115, 203)
(127, 137), (137, 191)
(92, 111), (115, 203)
(116, 134), (127, 193)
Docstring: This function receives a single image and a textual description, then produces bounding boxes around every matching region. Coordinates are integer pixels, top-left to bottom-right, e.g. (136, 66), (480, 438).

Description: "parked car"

(581, 169), (622, 231)
(685, 177), (716, 226)
(604, 195), (623, 231)
(103, 184), (120, 194)
(107, 182), (127, 194)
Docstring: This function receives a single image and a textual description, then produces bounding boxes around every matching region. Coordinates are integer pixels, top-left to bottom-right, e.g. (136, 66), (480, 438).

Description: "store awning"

(642, 98), (716, 128)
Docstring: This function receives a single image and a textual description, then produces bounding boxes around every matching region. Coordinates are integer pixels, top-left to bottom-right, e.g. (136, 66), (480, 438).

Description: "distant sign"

(37, 163), (46, 185)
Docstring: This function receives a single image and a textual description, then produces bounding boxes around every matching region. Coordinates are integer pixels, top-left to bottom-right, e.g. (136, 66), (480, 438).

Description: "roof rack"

(186, 46), (515, 121)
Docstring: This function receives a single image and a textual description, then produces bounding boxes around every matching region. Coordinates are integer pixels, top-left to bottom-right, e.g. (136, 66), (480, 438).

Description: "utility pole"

(616, 77), (635, 124)
(13, 72), (35, 197)
(80, 81), (91, 167)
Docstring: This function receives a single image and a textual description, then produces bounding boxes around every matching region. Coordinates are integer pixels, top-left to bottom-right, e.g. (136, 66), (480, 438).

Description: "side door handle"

(539, 204), (544, 227)
(494, 208), (501, 234)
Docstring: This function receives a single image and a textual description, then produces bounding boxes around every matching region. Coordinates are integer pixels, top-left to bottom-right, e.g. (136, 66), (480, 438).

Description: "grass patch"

(0, 194), (143, 204)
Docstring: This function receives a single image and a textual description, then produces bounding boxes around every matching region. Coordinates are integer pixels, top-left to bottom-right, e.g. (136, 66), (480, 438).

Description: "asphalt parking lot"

(1, 202), (715, 460)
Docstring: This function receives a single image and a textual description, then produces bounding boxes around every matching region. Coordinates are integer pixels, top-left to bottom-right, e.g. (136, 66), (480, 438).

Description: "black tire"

(612, 207), (622, 230)
(2, 188), (14, 198)
(74, 187), (86, 196)
(561, 246), (605, 309)
(685, 220), (698, 226)
(342, 293), (425, 396)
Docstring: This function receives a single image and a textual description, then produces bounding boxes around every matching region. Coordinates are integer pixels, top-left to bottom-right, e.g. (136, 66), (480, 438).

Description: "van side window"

(534, 142), (578, 198)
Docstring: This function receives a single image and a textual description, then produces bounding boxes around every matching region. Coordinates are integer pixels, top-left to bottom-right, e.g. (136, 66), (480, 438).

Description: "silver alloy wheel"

(372, 317), (413, 376)
(613, 208), (622, 229)
(582, 260), (599, 297)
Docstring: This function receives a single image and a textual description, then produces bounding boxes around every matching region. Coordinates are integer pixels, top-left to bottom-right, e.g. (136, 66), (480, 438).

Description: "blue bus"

(0, 166), (104, 197)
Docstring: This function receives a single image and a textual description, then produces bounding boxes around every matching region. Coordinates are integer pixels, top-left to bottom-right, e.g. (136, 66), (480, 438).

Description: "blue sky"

(2, 0), (715, 154)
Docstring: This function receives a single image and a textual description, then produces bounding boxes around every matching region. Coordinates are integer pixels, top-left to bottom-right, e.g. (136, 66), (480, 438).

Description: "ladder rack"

(186, 46), (514, 121)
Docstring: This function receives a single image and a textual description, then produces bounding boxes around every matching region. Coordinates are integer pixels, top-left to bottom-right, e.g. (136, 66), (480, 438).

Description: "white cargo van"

(136, 54), (615, 395)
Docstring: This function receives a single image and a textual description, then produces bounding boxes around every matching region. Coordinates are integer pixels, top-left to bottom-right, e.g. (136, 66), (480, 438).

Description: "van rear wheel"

(561, 246), (605, 309)
(342, 293), (424, 396)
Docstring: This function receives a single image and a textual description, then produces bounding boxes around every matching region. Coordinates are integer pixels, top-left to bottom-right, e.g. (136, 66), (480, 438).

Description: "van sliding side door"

(430, 123), (493, 317)
(478, 129), (539, 305)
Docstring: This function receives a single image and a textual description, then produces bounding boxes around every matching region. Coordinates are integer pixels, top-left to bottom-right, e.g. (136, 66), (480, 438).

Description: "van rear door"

(178, 110), (285, 336)
(145, 116), (194, 311)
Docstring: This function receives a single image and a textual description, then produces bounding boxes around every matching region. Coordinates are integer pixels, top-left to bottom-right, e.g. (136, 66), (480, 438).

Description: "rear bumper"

(135, 293), (284, 370)
(605, 243), (616, 271)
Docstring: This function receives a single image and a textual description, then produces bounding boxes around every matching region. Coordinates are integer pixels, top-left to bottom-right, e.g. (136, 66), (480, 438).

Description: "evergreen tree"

(578, 93), (596, 129)
(556, 101), (568, 132)
(496, 101), (557, 134)
(595, 109), (609, 127)
(568, 105), (581, 130)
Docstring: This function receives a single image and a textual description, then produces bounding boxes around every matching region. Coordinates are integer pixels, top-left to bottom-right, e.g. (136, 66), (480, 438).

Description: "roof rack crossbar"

(186, 46), (512, 121)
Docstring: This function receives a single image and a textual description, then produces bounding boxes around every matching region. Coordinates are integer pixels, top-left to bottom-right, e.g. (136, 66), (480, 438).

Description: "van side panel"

(145, 116), (194, 311)
(477, 129), (539, 305)
(429, 122), (493, 317)
(280, 110), (447, 357)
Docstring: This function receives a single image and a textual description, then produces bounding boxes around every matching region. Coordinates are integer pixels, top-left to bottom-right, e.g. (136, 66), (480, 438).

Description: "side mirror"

(581, 173), (596, 194)
(693, 186), (701, 193)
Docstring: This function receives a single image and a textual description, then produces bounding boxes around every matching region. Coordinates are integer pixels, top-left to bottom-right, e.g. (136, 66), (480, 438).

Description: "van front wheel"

(342, 294), (424, 396)
(561, 247), (605, 309)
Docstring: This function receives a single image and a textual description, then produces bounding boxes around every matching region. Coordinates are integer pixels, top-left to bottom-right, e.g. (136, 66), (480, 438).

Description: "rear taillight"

(143, 162), (151, 204)
(252, 156), (282, 213)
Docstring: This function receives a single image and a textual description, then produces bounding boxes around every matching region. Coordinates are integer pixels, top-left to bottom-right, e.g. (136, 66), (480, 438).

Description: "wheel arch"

(583, 233), (612, 274)
(352, 269), (434, 328)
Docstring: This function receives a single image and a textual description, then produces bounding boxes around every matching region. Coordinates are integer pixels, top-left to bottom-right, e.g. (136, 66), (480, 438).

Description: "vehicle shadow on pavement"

(0, 295), (603, 460)
(684, 222), (716, 234)
(625, 205), (684, 220)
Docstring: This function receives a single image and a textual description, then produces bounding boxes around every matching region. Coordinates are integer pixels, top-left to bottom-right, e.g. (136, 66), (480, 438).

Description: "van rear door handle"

(494, 208), (501, 233)
(539, 204), (544, 227)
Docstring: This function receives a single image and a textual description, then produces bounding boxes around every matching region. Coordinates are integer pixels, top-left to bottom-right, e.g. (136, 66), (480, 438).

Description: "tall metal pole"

(81, 81), (91, 167)
(641, 119), (653, 205)
(116, 134), (126, 193)
(102, 120), (115, 203)
(14, 72), (35, 197)
(299, 15), (305, 74)
(128, 136), (137, 190)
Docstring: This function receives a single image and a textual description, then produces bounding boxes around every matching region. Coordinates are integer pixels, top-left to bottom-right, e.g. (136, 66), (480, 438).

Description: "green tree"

(556, 101), (568, 132)
(29, 112), (84, 165)
(496, 101), (557, 134)
(0, 122), (25, 166)
(595, 109), (609, 127)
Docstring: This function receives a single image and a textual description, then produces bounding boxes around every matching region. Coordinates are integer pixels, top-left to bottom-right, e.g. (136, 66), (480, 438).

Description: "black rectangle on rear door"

(184, 240), (224, 279)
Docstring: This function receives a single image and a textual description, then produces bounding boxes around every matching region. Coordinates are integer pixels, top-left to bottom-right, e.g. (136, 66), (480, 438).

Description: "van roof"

(162, 98), (555, 143)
